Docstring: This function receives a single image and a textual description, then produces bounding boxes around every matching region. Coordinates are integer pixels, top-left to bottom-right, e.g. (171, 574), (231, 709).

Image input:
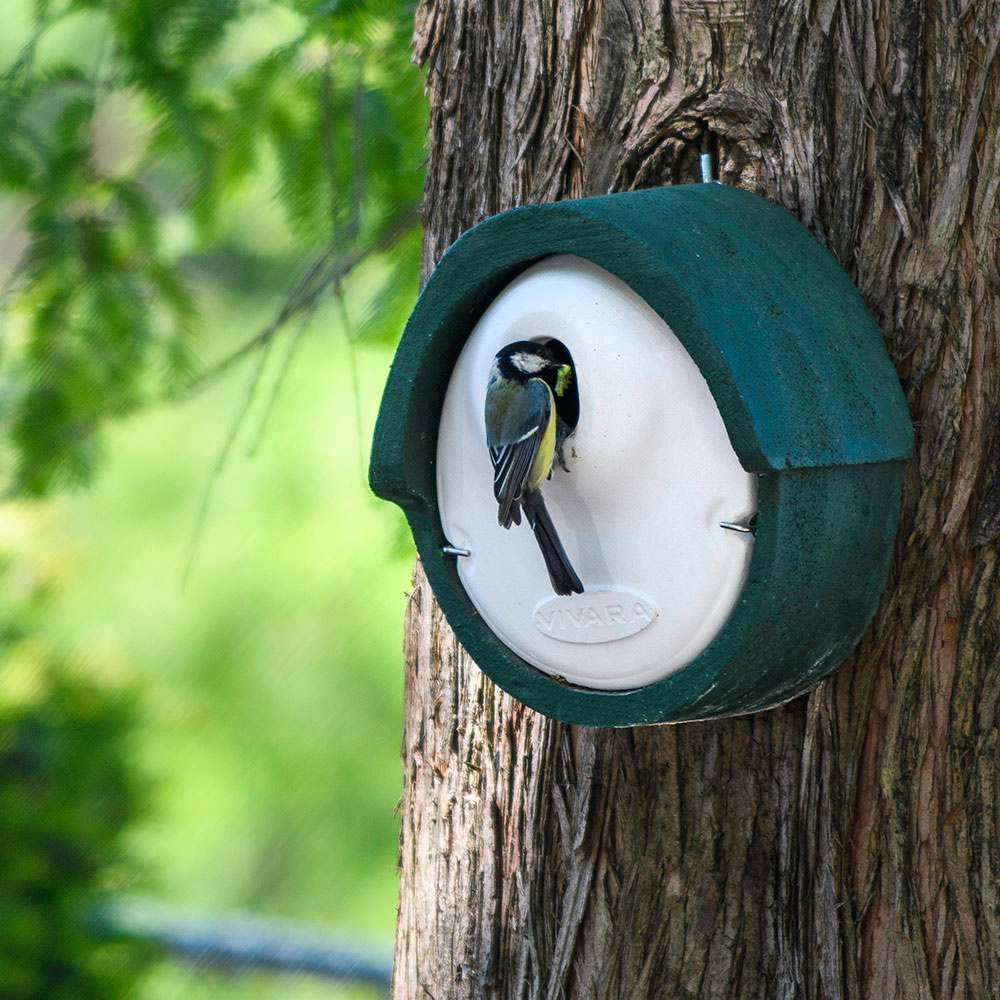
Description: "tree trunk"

(393, 3), (1000, 997)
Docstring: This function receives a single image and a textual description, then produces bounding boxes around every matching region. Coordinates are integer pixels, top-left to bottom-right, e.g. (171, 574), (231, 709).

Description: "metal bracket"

(720, 517), (757, 536)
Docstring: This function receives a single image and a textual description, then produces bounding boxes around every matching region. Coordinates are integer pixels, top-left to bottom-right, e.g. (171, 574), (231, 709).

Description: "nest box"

(369, 184), (912, 726)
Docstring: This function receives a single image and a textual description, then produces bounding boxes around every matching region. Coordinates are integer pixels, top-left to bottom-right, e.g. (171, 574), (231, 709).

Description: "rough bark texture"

(393, 3), (1000, 998)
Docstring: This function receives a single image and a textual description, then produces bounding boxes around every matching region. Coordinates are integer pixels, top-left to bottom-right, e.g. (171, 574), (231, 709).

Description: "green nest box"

(370, 184), (912, 726)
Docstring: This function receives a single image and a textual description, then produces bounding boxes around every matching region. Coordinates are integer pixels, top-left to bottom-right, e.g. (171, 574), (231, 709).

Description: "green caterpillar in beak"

(554, 363), (573, 398)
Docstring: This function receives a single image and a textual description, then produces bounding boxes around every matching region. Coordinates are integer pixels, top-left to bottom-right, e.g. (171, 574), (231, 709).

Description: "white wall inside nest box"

(436, 255), (756, 691)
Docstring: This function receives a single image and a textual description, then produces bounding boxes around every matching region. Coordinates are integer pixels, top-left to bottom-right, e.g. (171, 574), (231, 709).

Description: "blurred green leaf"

(0, 0), (424, 498)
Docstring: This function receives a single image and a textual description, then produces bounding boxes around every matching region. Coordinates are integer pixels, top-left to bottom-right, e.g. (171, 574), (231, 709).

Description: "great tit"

(485, 341), (584, 596)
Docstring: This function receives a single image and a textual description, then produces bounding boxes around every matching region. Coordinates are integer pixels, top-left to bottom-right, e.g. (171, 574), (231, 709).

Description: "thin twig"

(172, 206), (418, 402)
(179, 208), (417, 579)
(321, 56), (341, 237)
(181, 329), (275, 586)
(349, 58), (365, 242)
(332, 282), (367, 485)
(244, 307), (313, 459)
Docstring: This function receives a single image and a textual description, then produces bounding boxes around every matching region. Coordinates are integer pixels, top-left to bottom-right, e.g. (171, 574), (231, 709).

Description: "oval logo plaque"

(532, 589), (659, 644)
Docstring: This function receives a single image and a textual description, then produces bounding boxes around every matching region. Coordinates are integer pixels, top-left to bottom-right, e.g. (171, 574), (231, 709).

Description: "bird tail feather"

(522, 490), (584, 596)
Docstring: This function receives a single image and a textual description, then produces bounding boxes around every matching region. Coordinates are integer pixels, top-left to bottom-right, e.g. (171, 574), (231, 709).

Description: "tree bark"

(394, 3), (1000, 998)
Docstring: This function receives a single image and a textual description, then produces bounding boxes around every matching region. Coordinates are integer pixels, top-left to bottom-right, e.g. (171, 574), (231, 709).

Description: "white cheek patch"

(511, 352), (547, 373)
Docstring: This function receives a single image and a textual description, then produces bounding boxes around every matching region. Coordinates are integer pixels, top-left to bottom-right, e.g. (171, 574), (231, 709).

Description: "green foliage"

(0, 519), (151, 999)
(0, 0), (425, 496)
(0, 5), (425, 994)
(37, 288), (414, 999)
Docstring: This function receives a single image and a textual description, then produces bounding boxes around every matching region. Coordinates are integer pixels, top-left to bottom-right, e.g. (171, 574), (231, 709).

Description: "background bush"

(0, 522), (150, 1000)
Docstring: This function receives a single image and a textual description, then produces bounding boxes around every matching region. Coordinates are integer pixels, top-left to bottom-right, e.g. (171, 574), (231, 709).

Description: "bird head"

(494, 342), (572, 391)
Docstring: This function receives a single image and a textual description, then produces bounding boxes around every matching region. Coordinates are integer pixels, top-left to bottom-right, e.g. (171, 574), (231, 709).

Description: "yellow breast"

(528, 379), (556, 489)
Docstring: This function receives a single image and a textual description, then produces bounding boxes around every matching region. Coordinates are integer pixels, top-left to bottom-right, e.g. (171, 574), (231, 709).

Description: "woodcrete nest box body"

(370, 184), (912, 726)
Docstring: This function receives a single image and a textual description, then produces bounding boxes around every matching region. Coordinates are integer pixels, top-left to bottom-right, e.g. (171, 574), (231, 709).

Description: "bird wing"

(486, 378), (552, 528)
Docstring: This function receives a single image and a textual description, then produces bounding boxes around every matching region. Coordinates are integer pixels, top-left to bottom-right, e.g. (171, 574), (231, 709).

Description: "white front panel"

(436, 255), (755, 690)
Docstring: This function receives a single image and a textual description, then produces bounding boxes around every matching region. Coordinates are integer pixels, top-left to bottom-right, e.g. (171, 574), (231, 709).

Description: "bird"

(484, 341), (584, 596)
